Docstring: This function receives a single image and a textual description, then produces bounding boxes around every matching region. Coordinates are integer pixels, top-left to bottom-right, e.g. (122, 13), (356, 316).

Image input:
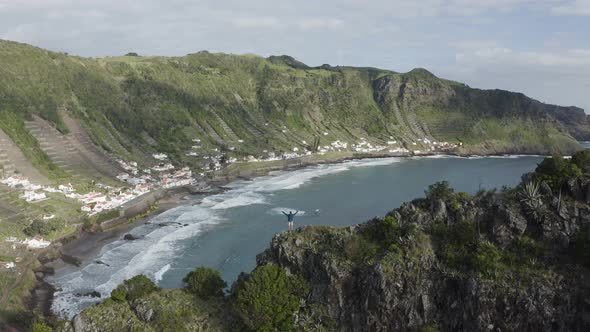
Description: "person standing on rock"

(282, 210), (299, 231)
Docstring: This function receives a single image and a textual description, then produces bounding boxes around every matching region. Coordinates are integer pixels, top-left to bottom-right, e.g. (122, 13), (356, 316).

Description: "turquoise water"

(166, 156), (543, 287)
(48, 155), (543, 318)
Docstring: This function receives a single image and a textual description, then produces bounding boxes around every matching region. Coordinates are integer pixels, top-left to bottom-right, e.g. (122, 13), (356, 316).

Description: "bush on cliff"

(363, 216), (417, 254)
(571, 150), (590, 172)
(183, 266), (227, 299)
(425, 181), (454, 201)
(234, 265), (308, 332)
(535, 155), (581, 190)
(110, 274), (159, 302)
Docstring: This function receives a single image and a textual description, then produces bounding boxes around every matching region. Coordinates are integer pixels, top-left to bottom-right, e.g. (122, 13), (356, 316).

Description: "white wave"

(154, 264), (171, 282)
(46, 155), (430, 319)
(49, 205), (221, 319)
(346, 157), (401, 167)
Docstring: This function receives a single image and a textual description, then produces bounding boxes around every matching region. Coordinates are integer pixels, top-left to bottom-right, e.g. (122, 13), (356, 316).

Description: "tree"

(535, 155), (582, 209)
(23, 219), (64, 237)
(425, 181), (454, 201)
(125, 52), (139, 56)
(234, 265), (308, 331)
(571, 150), (590, 172)
(183, 266), (226, 299)
(110, 274), (158, 302)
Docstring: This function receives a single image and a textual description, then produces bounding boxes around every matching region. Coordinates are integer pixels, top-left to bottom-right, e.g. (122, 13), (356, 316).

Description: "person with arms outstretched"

(282, 210), (298, 231)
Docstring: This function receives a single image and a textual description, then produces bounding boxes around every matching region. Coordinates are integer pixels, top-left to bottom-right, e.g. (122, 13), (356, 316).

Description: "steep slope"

(0, 39), (587, 176)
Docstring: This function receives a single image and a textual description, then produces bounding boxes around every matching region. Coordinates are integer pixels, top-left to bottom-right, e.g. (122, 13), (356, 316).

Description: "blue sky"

(1, 0), (589, 111)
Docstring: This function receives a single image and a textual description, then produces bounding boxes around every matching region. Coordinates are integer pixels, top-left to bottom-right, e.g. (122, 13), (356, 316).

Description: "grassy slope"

(0, 39), (586, 168)
(76, 289), (231, 331)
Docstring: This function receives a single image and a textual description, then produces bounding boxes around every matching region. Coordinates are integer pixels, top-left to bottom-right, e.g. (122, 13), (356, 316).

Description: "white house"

(23, 191), (46, 202)
(153, 153), (168, 160)
(23, 236), (50, 249)
(58, 183), (74, 193)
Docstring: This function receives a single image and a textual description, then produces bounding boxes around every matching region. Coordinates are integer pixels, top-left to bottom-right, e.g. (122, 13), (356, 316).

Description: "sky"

(0, 0), (589, 112)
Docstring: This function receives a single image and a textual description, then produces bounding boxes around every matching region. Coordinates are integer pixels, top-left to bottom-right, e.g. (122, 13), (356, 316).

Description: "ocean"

(47, 155), (544, 318)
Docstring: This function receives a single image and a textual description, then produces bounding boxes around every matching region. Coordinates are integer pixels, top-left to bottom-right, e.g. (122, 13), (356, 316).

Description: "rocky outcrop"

(257, 177), (590, 331)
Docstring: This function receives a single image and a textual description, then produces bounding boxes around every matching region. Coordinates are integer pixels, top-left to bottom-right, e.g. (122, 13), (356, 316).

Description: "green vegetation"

(110, 274), (159, 302)
(0, 111), (68, 180)
(32, 321), (53, 332)
(183, 266), (227, 299)
(0, 39), (585, 172)
(23, 219), (65, 237)
(534, 155), (581, 190)
(425, 181), (454, 201)
(571, 150), (590, 170)
(234, 264), (309, 331)
(361, 216), (417, 258)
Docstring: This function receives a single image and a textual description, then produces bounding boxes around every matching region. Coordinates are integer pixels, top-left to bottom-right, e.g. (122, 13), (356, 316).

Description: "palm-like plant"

(519, 181), (545, 222)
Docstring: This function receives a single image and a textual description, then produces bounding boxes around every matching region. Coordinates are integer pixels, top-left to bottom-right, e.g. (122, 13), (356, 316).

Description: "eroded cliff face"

(257, 174), (590, 331)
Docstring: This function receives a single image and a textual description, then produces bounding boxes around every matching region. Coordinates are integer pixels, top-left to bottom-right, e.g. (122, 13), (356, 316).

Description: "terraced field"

(24, 115), (122, 185)
(0, 128), (50, 185)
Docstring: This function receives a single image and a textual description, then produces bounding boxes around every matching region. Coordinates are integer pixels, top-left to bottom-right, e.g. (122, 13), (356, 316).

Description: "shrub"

(153, 307), (187, 331)
(110, 274), (158, 302)
(343, 234), (380, 264)
(23, 219), (64, 237)
(110, 284), (127, 302)
(535, 155), (581, 190)
(472, 241), (504, 278)
(183, 266), (227, 299)
(511, 236), (543, 260)
(571, 150), (590, 171)
(425, 181), (454, 201)
(32, 321), (53, 332)
(420, 324), (440, 332)
(234, 265), (308, 332)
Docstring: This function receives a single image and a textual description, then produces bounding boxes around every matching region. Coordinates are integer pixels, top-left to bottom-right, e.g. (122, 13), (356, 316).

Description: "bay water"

(47, 155), (544, 318)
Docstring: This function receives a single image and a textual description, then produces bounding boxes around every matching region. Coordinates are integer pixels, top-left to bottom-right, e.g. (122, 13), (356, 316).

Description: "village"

(3, 155), (196, 214)
(0, 135), (458, 251)
(194, 136), (459, 165)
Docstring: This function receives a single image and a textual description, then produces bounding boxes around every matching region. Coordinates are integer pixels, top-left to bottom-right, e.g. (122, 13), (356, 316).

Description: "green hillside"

(0, 38), (587, 172)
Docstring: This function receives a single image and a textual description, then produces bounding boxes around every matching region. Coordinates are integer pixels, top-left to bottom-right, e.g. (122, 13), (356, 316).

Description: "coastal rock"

(123, 234), (137, 241)
(131, 299), (155, 322)
(254, 180), (590, 331)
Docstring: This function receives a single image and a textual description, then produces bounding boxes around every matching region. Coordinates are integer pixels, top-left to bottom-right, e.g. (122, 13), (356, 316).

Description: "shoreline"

(31, 150), (549, 319)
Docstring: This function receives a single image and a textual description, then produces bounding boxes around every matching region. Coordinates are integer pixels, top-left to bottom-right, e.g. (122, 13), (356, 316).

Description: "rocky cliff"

(256, 156), (590, 331)
(56, 154), (590, 332)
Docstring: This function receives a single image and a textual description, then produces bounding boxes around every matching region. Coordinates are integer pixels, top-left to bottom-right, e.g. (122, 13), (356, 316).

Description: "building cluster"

(1, 176), (46, 202)
(1, 152), (198, 218)
(189, 134), (461, 168)
(6, 235), (50, 249)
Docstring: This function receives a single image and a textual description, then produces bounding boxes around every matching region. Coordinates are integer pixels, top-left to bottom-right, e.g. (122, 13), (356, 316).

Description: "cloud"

(441, 46), (590, 111)
(0, 0), (588, 111)
(456, 47), (590, 67)
(232, 17), (282, 29)
(552, 0), (590, 16)
(298, 18), (342, 30)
